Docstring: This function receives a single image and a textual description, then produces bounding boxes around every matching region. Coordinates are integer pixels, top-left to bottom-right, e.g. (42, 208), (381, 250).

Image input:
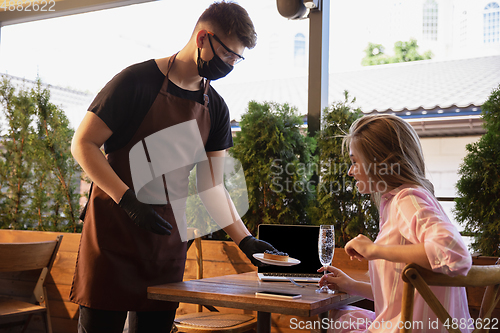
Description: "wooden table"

(148, 270), (369, 333)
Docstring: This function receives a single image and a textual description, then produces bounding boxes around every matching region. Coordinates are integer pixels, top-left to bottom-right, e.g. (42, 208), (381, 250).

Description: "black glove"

(238, 235), (276, 267)
(118, 189), (172, 235)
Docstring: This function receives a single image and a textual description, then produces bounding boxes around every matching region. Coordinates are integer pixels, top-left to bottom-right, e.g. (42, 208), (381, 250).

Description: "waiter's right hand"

(118, 189), (172, 235)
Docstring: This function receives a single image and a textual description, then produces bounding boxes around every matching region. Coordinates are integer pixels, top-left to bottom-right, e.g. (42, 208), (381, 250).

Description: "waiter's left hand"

(238, 235), (276, 267)
(118, 189), (172, 235)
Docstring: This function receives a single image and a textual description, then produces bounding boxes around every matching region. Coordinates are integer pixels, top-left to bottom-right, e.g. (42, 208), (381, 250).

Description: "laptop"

(257, 224), (322, 283)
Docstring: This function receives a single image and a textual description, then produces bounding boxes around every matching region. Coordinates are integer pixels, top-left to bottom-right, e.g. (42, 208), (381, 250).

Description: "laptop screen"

(257, 224), (322, 275)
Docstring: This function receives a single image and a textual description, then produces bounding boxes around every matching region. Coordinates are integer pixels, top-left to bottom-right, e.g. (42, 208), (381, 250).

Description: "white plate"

(253, 253), (300, 266)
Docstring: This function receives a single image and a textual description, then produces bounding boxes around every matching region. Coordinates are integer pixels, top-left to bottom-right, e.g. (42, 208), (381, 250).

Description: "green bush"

(226, 96), (379, 245)
(362, 38), (432, 66)
(455, 84), (500, 256)
(0, 76), (82, 232)
(229, 101), (316, 235)
(308, 92), (379, 247)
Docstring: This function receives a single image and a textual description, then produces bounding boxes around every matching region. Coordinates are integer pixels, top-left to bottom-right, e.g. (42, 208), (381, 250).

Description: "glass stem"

(323, 266), (327, 287)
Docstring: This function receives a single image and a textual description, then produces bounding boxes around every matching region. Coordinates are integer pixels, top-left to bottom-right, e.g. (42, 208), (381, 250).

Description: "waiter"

(70, 2), (275, 332)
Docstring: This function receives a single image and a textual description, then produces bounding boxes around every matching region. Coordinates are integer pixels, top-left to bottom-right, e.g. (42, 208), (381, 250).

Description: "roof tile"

(214, 55), (500, 119)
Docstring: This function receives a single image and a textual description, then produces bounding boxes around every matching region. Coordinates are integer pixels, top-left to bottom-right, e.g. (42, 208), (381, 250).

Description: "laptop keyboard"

(259, 272), (322, 282)
(262, 273), (322, 278)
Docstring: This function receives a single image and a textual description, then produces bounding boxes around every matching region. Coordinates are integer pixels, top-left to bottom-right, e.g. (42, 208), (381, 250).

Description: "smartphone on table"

(255, 291), (302, 299)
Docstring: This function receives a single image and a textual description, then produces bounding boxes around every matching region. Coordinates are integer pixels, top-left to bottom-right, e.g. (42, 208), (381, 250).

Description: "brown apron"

(70, 55), (211, 311)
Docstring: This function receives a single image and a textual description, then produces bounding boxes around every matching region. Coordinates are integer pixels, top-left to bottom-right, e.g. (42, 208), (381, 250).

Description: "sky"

(0, 0), (402, 95)
(1, 0), (493, 125)
(1, 0), (305, 93)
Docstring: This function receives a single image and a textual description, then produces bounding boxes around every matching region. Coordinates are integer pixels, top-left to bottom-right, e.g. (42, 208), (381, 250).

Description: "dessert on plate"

(263, 250), (289, 262)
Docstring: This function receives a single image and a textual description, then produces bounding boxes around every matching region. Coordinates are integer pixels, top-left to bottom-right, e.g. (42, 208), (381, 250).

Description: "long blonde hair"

(343, 114), (434, 201)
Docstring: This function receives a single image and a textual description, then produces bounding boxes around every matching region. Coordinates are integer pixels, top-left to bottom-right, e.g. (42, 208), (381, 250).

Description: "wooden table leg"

(257, 312), (271, 333)
(319, 311), (328, 333)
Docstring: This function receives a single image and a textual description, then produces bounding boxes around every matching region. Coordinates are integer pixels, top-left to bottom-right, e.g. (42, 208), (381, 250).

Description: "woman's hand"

(318, 266), (374, 300)
(317, 266), (355, 293)
(345, 235), (432, 270)
(345, 234), (378, 261)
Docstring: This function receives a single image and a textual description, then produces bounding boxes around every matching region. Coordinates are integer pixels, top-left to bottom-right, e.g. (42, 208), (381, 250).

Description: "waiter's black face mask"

(197, 34), (233, 80)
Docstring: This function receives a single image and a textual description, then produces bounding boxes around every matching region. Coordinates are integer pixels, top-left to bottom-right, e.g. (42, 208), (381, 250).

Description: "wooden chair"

(0, 235), (63, 333)
(400, 259), (500, 333)
(172, 228), (257, 333)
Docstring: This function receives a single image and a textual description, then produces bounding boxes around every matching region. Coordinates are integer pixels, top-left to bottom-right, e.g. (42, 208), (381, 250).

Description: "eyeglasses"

(207, 32), (245, 65)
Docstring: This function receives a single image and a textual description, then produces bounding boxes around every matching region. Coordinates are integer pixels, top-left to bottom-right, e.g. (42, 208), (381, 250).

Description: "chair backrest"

(400, 261), (500, 333)
(186, 228), (204, 312)
(187, 228), (203, 279)
(479, 258), (500, 320)
(0, 239), (61, 272)
(0, 235), (63, 304)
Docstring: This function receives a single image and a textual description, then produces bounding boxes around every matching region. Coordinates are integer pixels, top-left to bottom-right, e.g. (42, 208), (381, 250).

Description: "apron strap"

(162, 52), (210, 108)
(166, 53), (178, 75)
(203, 79), (211, 107)
(79, 182), (94, 221)
(159, 53), (178, 94)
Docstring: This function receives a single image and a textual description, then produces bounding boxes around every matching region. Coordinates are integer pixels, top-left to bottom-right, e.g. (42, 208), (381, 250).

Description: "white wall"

(421, 135), (481, 197)
(420, 135), (482, 251)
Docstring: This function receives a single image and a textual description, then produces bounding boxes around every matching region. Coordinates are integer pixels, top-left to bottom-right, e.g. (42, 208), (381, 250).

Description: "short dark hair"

(197, 1), (257, 49)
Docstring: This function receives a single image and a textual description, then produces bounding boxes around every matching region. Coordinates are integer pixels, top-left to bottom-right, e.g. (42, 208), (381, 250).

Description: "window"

(294, 33), (306, 68)
(459, 11), (468, 46)
(423, 0), (438, 41)
(484, 2), (500, 43)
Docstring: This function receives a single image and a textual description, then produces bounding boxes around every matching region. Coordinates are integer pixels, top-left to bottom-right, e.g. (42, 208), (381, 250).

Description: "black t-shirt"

(88, 59), (233, 154)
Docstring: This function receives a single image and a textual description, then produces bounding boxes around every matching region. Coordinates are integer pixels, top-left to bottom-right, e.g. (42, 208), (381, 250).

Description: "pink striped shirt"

(329, 185), (472, 333)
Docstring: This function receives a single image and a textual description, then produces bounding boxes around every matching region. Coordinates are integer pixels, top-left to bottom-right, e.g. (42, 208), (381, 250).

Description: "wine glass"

(316, 225), (335, 294)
